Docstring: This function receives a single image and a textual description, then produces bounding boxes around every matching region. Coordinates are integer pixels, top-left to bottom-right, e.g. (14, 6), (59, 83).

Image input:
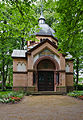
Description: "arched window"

(17, 63), (22, 71)
(21, 63), (26, 71)
(66, 64), (70, 72)
(17, 62), (26, 71)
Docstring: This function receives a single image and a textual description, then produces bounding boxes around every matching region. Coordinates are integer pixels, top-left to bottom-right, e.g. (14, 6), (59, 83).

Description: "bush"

(0, 91), (24, 104)
(74, 84), (83, 90)
(67, 91), (83, 97)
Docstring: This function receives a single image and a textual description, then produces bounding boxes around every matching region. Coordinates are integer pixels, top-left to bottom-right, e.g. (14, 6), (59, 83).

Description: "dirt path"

(0, 95), (83, 120)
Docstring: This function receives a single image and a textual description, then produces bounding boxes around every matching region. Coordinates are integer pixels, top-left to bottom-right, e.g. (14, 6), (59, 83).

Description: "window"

(52, 41), (56, 45)
(66, 64), (70, 72)
(17, 62), (26, 71)
(17, 63), (22, 71)
(40, 38), (48, 42)
(30, 41), (35, 45)
(40, 38), (43, 42)
(21, 63), (26, 71)
(56, 72), (59, 85)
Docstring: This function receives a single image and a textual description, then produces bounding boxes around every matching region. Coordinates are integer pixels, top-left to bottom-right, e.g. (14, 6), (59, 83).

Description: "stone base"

(27, 86), (36, 92)
(13, 87), (27, 92)
(56, 86), (74, 93)
(56, 86), (67, 93)
(13, 86), (74, 93)
(13, 86), (36, 92)
(66, 86), (74, 92)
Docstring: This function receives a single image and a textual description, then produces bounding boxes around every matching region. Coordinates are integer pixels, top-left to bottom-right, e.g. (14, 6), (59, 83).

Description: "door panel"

(38, 71), (54, 91)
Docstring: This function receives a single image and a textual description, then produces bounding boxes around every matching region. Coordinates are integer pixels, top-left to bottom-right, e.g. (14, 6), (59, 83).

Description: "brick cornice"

(27, 69), (34, 72)
(66, 72), (73, 74)
(56, 70), (65, 72)
(13, 71), (27, 74)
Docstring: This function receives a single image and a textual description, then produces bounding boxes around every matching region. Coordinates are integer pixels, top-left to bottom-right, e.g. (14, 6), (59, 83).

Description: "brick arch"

(34, 56), (59, 71)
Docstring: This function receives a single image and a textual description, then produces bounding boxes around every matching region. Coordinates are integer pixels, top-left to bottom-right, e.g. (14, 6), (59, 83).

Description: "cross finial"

(40, 0), (43, 16)
(38, 0), (45, 24)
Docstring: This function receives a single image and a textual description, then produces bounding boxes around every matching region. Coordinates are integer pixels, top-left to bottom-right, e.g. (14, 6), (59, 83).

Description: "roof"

(35, 24), (56, 37)
(27, 39), (66, 57)
(12, 50), (27, 58)
(65, 52), (74, 61)
(27, 39), (58, 54)
(33, 13), (57, 40)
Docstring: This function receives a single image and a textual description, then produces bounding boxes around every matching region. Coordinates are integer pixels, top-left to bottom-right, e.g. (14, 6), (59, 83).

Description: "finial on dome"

(38, 0), (45, 24)
(40, 1), (43, 16)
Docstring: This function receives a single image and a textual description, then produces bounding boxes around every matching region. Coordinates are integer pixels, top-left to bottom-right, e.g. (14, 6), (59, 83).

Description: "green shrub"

(74, 84), (83, 90)
(0, 91), (24, 104)
(67, 91), (83, 97)
(12, 99), (15, 103)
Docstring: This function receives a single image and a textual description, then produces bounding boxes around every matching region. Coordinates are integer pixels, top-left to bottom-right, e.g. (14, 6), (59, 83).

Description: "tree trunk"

(21, 37), (24, 50)
(2, 58), (5, 91)
(76, 58), (79, 84)
(4, 64), (8, 88)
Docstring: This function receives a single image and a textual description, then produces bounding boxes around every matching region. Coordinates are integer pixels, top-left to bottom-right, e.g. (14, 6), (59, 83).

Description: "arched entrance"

(34, 56), (59, 91)
(38, 59), (55, 91)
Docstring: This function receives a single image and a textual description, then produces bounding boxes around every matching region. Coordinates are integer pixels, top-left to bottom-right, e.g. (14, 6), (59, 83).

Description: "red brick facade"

(12, 37), (74, 93)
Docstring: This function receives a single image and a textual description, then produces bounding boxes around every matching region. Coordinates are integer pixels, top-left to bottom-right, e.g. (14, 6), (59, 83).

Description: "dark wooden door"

(38, 71), (54, 91)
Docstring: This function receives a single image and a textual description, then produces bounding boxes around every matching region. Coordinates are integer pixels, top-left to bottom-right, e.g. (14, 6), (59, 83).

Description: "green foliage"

(12, 99), (15, 103)
(44, 0), (83, 84)
(0, 0), (83, 88)
(67, 91), (83, 97)
(79, 78), (83, 82)
(0, 0), (37, 90)
(0, 91), (24, 103)
(53, 0), (83, 56)
(74, 84), (83, 90)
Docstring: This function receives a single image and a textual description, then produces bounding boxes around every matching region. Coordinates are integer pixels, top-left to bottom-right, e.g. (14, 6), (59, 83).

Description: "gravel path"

(0, 95), (83, 120)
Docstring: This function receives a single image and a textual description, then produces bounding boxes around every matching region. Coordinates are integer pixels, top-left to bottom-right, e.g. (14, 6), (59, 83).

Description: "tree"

(38, 0), (83, 84)
(0, 0), (37, 90)
(52, 0), (83, 84)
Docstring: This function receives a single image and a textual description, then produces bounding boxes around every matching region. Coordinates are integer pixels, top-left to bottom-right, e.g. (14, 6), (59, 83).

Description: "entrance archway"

(37, 59), (55, 91)
(33, 56), (59, 91)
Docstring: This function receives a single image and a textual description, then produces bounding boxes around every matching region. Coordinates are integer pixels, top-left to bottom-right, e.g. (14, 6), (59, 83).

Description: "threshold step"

(27, 91), (66, 95)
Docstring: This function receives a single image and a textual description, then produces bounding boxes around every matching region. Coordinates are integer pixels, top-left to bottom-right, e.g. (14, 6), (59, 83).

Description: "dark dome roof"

(33, 13), (56, 38)
(37, 23), (55, 37)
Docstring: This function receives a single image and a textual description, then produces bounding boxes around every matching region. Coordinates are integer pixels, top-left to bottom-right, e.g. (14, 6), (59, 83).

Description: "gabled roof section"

(27, 39), (58, 54)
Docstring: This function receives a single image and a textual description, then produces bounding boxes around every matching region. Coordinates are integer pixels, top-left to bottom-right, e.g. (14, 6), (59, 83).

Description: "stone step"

(30, 91), (66, 95)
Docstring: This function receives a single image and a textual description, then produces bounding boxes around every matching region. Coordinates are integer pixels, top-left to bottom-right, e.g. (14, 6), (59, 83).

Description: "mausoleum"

(12, 12), (74, 93)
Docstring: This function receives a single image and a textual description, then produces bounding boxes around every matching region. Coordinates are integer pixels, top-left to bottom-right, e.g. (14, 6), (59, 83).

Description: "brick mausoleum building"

(12, 13), (74, 93)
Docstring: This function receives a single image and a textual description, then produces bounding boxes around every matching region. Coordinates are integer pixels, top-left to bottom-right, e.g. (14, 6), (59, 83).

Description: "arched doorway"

(37, 59), (55, 91)
(33, 56), (59, 91)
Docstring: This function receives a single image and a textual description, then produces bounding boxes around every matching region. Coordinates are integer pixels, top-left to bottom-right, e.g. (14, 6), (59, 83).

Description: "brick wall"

(13, 73), (27, 87)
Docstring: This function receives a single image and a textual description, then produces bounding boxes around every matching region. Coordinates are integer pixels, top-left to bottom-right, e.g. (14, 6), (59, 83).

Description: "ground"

(0, 95), (83, 120)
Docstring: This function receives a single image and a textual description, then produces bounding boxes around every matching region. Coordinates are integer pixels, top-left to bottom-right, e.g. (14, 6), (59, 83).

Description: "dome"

(37, 23), (55, 37)
(33, 13), (56, 38)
